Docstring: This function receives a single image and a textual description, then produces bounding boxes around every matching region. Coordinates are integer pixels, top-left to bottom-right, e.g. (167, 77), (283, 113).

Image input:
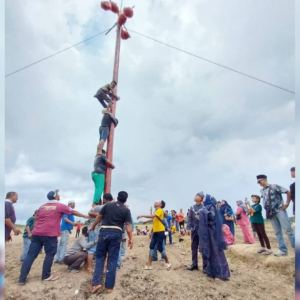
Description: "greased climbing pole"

(100, 1), (134, 193)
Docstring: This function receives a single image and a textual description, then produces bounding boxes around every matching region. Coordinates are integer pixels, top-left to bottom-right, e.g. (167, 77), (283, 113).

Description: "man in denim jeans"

(89, 191), (133, 294)
(257, 174), (295, 256)
(19, 190), (89, 284)
(54, 200), (78, 264)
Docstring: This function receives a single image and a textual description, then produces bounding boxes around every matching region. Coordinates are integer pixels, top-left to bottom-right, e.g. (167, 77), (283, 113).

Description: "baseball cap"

(47, 189), (59, 200)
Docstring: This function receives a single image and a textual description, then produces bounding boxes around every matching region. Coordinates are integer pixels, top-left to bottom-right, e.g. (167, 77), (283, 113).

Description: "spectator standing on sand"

(171, 210), (178, 231)
(245, 196), (272, 255)
(18, 190), (90, 284)
(178, 209), (185, 228)
(20, 211), (37, 262)
(199, 194), (230, 280)
(5, 192), (22, 242)
(64, 227), (98, 273)
(220, 200), (235, 236)
(290, 167), (295, 223)
(76, 222), (82, 238)
(165, 210), (174, 245)
(257, 174), (295, 256)
(137, 200), (171, 271)
(90, 191), (133, 294)
(54, 200), (78, 264)
(235, 200), (255, 244)
(222, 224), (235, 246)
(186, 192), (204, 271)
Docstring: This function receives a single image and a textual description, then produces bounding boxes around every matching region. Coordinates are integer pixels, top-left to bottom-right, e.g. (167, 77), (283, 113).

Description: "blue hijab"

(219, 200), (233, 216)
(205, 194), (226, 250)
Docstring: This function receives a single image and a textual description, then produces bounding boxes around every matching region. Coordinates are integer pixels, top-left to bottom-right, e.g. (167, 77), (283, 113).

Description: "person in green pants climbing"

(92, 150), (115, 204)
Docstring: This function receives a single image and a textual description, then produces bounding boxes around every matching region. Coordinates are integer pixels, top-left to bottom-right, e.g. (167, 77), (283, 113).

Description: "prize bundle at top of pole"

(99, 2), (134, 195)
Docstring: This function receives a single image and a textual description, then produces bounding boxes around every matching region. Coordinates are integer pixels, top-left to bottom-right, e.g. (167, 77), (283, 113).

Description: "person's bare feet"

(107, 289), (114, 293)
(85, 268), (94, 274)
(90, 285), (102, 294)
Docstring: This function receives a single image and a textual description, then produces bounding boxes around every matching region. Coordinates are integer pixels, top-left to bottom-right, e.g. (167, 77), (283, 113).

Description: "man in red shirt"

(18, 190), (90, 284)
(76, 222), (82, 238)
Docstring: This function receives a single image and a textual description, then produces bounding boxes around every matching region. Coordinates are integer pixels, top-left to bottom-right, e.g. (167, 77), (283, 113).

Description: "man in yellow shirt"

(137, 200), (171, 270)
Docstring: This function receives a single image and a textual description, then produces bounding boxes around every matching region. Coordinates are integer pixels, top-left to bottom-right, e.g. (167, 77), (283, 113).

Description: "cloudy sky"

(5, 0), (295, 225)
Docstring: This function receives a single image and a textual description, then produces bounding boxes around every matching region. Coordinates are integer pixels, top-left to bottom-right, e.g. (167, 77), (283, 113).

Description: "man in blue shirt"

(54, 200), (78, 264)
(165, 210), (173, 245)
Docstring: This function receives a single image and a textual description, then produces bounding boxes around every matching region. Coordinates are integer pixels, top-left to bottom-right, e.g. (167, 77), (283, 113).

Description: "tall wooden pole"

(104, 24), (121, 194)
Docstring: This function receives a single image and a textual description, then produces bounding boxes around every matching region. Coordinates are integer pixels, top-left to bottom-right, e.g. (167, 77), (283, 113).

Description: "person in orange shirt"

(177, 209), (185, 228)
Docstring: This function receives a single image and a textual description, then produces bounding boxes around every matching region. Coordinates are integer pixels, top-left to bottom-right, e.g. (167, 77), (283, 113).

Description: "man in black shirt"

(290, 167), (295, 220)
(97, 109), (118, 155)
(90, 191), (133, 294)
(92, 150), (115, 204)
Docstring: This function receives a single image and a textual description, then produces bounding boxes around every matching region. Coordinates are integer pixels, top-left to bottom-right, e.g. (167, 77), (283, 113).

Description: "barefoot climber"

(92, 150), (115, 204)
(94, 81), (120, 110)
(137, 200), (171, 270)
(97, 109), (118, 155)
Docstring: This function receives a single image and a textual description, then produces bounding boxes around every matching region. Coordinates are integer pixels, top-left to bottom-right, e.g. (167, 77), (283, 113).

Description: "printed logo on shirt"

(40, 206), (57, 211)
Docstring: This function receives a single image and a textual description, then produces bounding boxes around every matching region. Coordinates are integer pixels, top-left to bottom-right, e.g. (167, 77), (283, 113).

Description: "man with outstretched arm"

(18, 190), (90, 285)
(89, 191), (133, 294)
(137, 200), (171, 270)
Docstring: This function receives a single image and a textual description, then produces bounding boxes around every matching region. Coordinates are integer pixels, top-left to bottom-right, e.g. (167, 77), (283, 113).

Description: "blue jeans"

(117, 240), (126, 269)
(20, 237), (32, 262)
(99, 126), (109, 141)
(92, 230), (122, 289)
(168, 231), (173, 244)
(55, 230), (70, 262)
(19, 235), (58, 283)
(87, 230), (98, 254)
(270, 209), (295, 253)
(152, 240), (166, 260)
(175, 222), (179, 231)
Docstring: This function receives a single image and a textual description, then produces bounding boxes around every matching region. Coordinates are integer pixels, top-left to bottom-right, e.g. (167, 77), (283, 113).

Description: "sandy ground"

(5, 224), (295, 300)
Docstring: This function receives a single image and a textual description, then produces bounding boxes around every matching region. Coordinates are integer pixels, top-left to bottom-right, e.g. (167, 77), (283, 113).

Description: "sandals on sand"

(90, 285), (102, 294)
(107, 289), (114, 293)
(41, 275), (59, 282)
(144, 265), (153, 270)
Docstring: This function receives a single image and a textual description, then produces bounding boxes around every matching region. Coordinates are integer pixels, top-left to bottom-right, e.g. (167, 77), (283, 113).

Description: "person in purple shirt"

(186, 192), (204, 271)
(5, 192), (22, 242)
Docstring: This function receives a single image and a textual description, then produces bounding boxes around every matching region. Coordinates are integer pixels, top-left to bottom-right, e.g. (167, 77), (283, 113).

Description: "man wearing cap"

(19, 190), (90, 284)
(89, 191), (133, 294)
(186, 192), (204, 270)
(54, 200), (78, 264)
(290, 167), (295, 221)
(5, 191), (22, 242)
(257, 175), (295, 256)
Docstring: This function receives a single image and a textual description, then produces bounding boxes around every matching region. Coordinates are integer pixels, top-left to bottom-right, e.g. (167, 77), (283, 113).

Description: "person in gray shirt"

(63, 227), (98, 273)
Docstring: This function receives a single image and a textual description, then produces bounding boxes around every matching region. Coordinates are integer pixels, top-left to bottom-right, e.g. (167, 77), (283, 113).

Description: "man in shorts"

(97, 109), (118, 155)
(94, 81), (120, 109)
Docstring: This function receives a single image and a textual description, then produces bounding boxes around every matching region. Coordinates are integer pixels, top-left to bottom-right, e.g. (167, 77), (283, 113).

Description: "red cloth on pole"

(101, 1), (111, 10)
(118, 14), (127, 26)
(121, 28), (130, 40)
(123, 7), (134, 18)
(110, 1), (120, 14)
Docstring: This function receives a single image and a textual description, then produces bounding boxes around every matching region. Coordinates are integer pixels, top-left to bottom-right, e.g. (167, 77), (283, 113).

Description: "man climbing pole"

(94, 81), (120, 109)
(92, 149), (115, 204)
(97, 109), (118, 155)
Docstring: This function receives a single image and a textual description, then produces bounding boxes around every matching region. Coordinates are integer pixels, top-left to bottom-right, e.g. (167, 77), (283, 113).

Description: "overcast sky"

(5, 0), (295, 225)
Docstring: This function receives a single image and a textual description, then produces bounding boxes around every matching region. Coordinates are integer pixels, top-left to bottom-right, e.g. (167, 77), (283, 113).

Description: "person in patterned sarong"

(198, 194), (230, 280)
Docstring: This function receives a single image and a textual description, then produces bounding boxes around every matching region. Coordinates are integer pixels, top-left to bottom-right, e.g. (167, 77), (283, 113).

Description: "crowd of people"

(4, 167), (295, 293)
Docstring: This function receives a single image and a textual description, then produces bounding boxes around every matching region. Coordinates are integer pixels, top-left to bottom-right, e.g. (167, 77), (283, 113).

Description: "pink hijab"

(222, 224), (235, 246)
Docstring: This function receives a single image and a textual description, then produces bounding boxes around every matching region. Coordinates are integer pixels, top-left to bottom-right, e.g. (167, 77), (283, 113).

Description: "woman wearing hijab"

(198, 194), (230, 280)
(219, 200), (235, 236)
(222, 224), (235, 246)
(235, 200), (255, 244)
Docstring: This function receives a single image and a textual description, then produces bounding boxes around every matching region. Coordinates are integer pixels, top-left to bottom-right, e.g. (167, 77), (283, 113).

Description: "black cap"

(256, 174), (267, 180)
(291, 167), (295, 171)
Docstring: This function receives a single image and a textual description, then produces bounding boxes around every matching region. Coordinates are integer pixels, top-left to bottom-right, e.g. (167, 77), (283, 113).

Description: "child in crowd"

(180, 225), (186, 236)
